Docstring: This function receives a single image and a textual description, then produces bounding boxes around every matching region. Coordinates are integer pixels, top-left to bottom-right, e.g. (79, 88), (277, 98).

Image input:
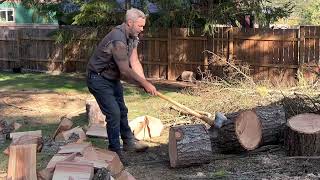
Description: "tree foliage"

(303, 0), (320, 25)
(19, 0), (294, 29)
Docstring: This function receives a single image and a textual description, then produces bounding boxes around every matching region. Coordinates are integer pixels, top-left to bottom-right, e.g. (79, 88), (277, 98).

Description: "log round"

(169, 124), (212, 168)
(210, 105), (286, 153)
(285, 113), (320, 156)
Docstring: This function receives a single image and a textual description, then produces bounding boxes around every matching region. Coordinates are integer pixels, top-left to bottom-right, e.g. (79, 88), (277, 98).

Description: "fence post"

(228, 27), (234, 61)
(167, 28), (173, 80)
(299, 26), (305, 65)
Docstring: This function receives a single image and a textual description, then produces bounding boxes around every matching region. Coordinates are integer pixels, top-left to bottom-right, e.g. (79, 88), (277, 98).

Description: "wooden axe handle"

(157, 92), (215, 126)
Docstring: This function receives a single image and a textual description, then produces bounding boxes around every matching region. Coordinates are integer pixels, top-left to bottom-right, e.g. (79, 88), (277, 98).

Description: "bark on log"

(285, 113), (320, 156)
(169, 124), (212, 168)
(210, 105), (286, 153)
(86, 99), (106, 126)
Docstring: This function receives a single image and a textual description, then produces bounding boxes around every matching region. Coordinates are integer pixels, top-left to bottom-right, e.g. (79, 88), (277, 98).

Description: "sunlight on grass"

(0, 72), (88, 93)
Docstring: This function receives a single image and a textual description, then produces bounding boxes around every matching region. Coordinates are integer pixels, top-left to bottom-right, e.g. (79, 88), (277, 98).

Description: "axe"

(156, 92), (226, 128)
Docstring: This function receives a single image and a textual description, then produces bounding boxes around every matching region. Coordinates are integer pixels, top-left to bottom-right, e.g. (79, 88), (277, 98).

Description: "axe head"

(214, 112), (227, 128)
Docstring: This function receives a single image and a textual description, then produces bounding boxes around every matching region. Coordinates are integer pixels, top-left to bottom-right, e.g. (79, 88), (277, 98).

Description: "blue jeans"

(87, 72), (134, 151)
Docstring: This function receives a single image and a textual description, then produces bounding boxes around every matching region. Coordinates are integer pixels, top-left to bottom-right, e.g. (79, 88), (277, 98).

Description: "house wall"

(0, 2), (58, 25)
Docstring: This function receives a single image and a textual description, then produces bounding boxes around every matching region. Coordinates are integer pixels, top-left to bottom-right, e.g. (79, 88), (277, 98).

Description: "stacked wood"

(7, 144), (37, 180)
(169, 124), (212, 168)
(86, 124), (108, 138)
(285, 113), (320, 156)
(129, 115), (164, 140)
(52, 161), (94, 180)
(210, 105), (286, 153)
(86, 99), (106, 126)
(53, 117), (73, 139)
(55, 126), (86, 141)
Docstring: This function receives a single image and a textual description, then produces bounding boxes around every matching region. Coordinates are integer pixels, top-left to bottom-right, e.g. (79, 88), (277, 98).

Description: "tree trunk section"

(285, 113), (320, 156)
(210, 105), (286, 153)
(169, 124), (212, 168)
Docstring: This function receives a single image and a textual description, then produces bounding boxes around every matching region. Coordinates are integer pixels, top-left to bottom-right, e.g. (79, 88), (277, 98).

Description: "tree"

(303, 0), (320, 25)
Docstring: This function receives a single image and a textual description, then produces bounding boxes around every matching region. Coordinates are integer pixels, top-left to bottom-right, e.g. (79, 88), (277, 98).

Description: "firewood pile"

(2, 116), (136, 180)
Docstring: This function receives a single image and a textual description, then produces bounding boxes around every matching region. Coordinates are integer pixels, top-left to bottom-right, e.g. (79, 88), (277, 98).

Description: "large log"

(169, 124), (212, 168)
(210, 105), (286, 153)
(285, 113), (320, 156)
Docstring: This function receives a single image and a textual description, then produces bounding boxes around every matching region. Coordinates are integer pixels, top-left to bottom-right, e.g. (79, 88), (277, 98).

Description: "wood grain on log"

(169, 124), (212, 168)
(285, 113), (320, 156)
(7, 144), (37, 180)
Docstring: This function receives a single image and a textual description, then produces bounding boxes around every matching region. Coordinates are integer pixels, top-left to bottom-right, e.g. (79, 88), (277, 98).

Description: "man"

(86, 8), (157, 157)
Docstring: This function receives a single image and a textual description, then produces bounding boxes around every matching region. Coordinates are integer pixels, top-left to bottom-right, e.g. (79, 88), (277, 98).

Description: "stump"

(86, 99), (106, 126)
(169, 124), (212, 168)
(285, 113), (320, 156)
(210, 105), (286, 153)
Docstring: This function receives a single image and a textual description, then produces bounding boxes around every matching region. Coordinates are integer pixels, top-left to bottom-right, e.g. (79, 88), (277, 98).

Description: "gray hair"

(125, 8), (146, 22)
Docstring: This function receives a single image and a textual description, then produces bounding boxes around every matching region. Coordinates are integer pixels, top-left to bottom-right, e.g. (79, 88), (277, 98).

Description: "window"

(0, 8), (15, 23)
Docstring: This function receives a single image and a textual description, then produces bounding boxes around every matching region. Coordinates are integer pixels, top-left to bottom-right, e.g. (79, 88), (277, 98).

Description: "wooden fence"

(0, 26), (319, 84)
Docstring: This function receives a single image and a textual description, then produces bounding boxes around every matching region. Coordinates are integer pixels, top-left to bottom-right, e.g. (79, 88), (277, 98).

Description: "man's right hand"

(143, 81), (157, 95)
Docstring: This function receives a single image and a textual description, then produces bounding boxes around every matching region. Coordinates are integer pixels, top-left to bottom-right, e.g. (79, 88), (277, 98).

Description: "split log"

(4, 135), (43, 155)
(52, 161), (94, 180)
(10, 130), (42, 140)
(58, 142), (91, 154)
(86, 99), (106, 126)
(55, 126), (86, 141)
(53, 117), (73, 139)
(210, 105), (286, 153)
(86, 124), (108, 138)
(7, 144), (37, 180)
(129, 115), (164, 140)
(285, 113), (320, 156)
(74, 147), (124, 176)
(169, 124), (212, 168)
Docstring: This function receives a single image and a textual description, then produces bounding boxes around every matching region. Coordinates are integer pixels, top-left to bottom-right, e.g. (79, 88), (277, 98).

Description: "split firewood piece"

(210, 105), (286, 153)
(58, 142), (91, 154)
(37, 169), (53, 180)
(86, 124), (108, 138)
(75, 147), (124, 176)
(285, 113), (320, 156)
(46, 153), (77, 170)
(53, 117), (73, 139)
(129, 115), (163, 140)
(169, 124), (212, 168)
(55, 126), (86, 141)
(86, 99), (106, 126)
(52, 161), (94, 180)
(10, 130), (42, 140)
(7, 144), (37, 180)
(4, 134), (43, 155)
(115, 170), (136, 180)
